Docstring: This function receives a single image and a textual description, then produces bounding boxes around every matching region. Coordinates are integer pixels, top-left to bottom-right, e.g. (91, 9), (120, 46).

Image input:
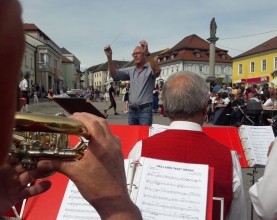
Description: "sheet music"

(150, 124), (169, 136)
(57, 160), (131, 220)
(243, 126), (275, 166)
(132, 157), (209, 220)
(56, 180), (100, 220)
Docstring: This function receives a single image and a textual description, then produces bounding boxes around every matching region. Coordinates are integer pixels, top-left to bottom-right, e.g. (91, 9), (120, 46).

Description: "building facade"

(157, 34), (232, 86)
(23, 24), (63, 93)
(60, 47), (81, 89)
(20, 42), (36, 87)
(232, 36), (277, 86)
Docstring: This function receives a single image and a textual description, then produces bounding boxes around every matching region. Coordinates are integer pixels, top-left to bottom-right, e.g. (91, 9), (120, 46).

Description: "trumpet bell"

(11, 112), (87, 169)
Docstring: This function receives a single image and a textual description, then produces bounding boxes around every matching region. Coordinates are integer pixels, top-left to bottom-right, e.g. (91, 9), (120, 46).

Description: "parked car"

(66, 89), (84, 98)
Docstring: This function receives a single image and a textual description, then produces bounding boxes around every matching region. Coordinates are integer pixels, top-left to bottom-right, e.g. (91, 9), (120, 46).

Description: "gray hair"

(163, 71), (210, 120)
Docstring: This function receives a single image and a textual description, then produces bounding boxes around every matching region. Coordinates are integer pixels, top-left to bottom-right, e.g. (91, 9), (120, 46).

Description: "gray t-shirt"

(113, 63), (160, 106)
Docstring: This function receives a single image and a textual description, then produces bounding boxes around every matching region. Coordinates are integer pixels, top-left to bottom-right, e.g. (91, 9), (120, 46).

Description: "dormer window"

(222, 54), (226, 59)
(158, 59), (160, 63)
(171, 55), (174, 59)
(163, 57), (166, 61)
(196, 53), (200, 58)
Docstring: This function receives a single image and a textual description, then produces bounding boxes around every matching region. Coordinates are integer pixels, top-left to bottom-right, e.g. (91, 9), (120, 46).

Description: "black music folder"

(53, 98), (107, 119)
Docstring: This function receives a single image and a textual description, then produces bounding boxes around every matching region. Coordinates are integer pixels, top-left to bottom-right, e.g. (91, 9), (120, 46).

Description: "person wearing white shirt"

(263, 94), (276, 109)
(128, 71), (247, 220)
(249, 138), (277, 219)
(19, 73), (30, 112)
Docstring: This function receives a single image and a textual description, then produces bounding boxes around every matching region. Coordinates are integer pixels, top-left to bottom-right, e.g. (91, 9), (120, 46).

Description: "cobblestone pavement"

(26, 96), (263, 220)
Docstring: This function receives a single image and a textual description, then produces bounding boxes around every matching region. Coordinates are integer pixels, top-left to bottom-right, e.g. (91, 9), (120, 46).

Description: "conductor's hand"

(37, 113), (141, 219)
(139, 40), (149, 55)
(104, 45), (112, 57)
(0, 156), (52, 215)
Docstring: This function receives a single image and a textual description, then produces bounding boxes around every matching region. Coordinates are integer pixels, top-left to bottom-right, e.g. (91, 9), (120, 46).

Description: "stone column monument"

(206, 18), (219, 83)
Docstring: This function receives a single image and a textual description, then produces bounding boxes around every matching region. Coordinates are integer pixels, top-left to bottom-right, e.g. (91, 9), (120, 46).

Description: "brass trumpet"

(11, 112), (87, 169)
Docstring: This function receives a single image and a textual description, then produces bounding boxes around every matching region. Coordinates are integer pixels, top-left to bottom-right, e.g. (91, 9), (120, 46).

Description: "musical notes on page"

(131, 157), (209, 220)
(56, 180), (101, 220)
(241, 126), (275, 166)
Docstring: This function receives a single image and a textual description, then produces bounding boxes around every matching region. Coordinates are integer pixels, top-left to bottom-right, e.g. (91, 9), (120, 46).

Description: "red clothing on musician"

(128, 121), (247, 220)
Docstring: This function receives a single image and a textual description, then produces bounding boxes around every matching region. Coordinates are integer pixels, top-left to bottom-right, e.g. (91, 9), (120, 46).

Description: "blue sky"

(19, 0), (277, 70)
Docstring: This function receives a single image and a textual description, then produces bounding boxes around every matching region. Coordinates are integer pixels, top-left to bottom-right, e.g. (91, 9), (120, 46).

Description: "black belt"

(129, 102), (152, 111)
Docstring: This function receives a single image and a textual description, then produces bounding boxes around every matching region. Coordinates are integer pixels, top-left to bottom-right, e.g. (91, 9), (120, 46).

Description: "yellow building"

(232, 36), (277, 86)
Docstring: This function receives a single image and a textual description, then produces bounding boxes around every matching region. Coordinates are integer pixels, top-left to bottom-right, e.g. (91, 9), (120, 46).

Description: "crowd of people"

(207, 80), (277, 126)
(2, 1), (277, 219)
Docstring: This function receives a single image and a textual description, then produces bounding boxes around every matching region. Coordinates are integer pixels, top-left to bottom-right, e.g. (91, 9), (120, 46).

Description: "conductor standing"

(104, 40), (160, 126)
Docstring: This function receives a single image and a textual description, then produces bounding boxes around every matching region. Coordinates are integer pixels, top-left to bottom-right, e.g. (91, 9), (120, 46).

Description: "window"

(171, 67), (173, 73)
(158, 59), (160, 63)
(221, 66), (225, 73)
(261, 59), (266, 71)
(54, 59), (58, 69)
(238, 64), (242, 75)
(24, 55), (27, 66)
(176, 66), (178, 72)
(195, 53), (200, 58)
(274, 57), (277, 70)
(30, 57), (33, 68)
(100, 72), (101, 77)
(221, 54), (226, 59)
(171, 55), (174, 59)
(40, 53), (50, 66)
(250, 61), (254, 73)
(199, 66), (203, 72)
(163, 57), (166, 61)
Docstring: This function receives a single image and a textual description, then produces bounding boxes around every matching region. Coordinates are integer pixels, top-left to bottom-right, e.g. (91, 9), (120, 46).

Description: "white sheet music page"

(133, 157), (209, 220)
(56, 180), (100, 220)
(57, 160), (131, 220)
(243, 126), (274, 166)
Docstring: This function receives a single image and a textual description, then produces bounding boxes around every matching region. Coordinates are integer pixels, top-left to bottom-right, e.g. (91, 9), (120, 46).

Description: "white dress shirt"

(128, 121), (247, 220)
(249, 137), (277, 219)
(19, 79), (28, 91)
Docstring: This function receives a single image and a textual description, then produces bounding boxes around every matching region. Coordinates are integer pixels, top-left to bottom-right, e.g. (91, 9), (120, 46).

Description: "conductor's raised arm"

(104, 45), (117, 78)
(139, 40), (160, 75)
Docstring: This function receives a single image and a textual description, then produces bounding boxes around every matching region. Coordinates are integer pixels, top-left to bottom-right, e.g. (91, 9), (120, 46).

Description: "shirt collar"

(168, 121), (202, 132)
(134, 63), (148, 71)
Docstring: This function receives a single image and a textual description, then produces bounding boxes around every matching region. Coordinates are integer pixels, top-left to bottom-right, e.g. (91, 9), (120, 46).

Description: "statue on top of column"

(210, 17), (217, 38)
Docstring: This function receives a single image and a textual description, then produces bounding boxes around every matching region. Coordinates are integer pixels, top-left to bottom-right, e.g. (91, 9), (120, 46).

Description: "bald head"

(163, 71), (209, 120)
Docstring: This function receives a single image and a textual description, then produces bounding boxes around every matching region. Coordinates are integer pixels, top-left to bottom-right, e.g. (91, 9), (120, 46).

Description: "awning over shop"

(54, 75), (64, 82)
(236, 76), (269, 84)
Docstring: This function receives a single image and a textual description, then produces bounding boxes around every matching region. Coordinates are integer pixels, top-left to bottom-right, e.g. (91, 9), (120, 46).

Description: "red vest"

(142, 130), (233, 220)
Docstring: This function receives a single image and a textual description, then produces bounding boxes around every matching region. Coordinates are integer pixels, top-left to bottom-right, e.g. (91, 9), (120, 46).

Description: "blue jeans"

(128, 106), (153, 126)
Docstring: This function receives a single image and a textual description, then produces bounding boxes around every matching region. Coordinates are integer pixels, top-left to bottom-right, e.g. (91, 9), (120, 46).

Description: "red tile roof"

(23, 23), (50, 40)
(232, 36), (277, 60)
(157, 34), (232, 64)
(62, 56), (73, 63)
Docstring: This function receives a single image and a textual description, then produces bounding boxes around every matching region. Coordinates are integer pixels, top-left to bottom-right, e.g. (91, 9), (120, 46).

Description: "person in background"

(83, 86), (91, 100)
(128, 71), (247, 220)
(33, 91), (39, 106)
(158, 88), (164, 116)
(152, 85), (159, 113)
(104, 82), (119, 115)
(104, 40), (160, 125)
(122, 83), (130, 113)
(19, 73), (30, 113)
(48, 89), (53, 103)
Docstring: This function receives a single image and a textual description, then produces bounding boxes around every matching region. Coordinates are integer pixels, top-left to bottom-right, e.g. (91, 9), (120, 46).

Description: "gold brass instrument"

(11, 112), (87, 169)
